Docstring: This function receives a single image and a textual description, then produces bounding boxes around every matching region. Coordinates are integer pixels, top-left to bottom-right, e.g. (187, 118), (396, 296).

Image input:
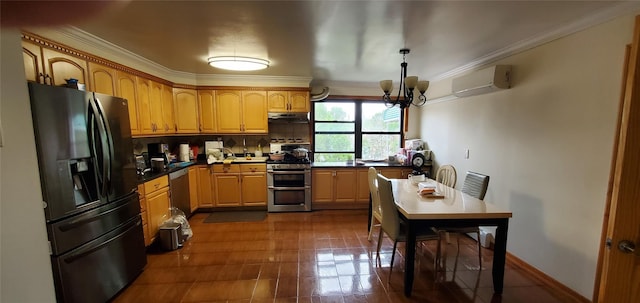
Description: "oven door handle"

(268, 186), (311, 190)
(267, 170), (308, 175)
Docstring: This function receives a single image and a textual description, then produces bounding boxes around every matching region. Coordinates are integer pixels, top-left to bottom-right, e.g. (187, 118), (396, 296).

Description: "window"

(313, 99), (403, 162)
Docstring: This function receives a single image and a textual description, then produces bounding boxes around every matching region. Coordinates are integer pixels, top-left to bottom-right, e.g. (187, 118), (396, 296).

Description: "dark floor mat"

(203, 211), (267, 223)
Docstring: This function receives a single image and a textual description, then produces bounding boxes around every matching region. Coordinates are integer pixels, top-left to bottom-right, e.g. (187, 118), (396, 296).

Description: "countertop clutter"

(137, 161), (199, 183)
(138, 158), (429, 184)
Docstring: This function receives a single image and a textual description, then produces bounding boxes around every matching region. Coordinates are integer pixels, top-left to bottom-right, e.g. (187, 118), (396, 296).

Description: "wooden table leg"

(404, 221), (417, 297)
(492, 219), (509, 294)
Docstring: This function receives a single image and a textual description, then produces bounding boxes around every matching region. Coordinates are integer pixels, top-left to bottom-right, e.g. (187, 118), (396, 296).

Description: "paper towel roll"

(179, 144), (190, 162)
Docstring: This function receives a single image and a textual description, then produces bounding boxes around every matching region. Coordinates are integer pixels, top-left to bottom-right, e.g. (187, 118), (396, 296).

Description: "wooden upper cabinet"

(22, 40), (43, 83)
(173, 88), (199, 134)
(242, 91), (268, 133)
(198, 90), (217, 133)
(267, 90), (309, 113)
(22, 39), (89, 88)
(42, 47), (89, 87)
(88, 62), (116, 95)
(215, 90), (243, 133)
(161, 84), (175, 134)
(115, 71), (140, 136)
(288, 91), (310, 112)
(267, 91), (288, 112)
(149, 81), (164, 133)
(136, 76), (154, 134)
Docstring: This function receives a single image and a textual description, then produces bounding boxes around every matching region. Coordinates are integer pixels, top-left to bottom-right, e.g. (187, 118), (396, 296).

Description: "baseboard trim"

(506, 252), (591, 303)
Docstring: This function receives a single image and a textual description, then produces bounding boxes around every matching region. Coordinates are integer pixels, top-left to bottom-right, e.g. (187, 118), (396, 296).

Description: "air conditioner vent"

(452, 65), (512, 97)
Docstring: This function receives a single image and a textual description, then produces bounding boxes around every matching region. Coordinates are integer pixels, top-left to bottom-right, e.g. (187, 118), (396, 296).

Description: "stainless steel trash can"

(159, 222), (182, 251)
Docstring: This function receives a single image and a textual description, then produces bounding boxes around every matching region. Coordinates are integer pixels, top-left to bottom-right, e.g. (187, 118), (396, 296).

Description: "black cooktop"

(266, 153), (310, 164)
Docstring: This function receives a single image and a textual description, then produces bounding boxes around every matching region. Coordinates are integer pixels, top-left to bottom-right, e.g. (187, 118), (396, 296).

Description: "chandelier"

(380, 48), (429, 109)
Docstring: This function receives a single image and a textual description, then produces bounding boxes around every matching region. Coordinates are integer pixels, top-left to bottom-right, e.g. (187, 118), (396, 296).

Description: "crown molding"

(432, 2), (640, 81)
(24, 26), (311, 87)
(195, 73), (311, 87)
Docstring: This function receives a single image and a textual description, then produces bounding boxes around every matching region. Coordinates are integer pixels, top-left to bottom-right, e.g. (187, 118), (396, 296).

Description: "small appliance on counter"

(179, 144), (190, 162)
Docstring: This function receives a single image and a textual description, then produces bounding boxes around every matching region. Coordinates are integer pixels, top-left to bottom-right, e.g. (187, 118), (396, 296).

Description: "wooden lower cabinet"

(312, 168), (360, 209)
(188, 167), (199, 213)
(212, 164), (267, 207)
(240, 164), (267, 206)
(378, 167), (413, 179)
(197, 165), (213, 208)
(141, 176), (170, 246)
(137, 184), (149, 246)
(313, 166), (414, 209)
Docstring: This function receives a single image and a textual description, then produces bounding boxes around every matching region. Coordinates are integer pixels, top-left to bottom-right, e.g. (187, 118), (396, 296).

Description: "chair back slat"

(377, 173), (400, 240)
(436, 165), (457, 187)
(368, 167), (382, 217)
(461, 171), (490, 200)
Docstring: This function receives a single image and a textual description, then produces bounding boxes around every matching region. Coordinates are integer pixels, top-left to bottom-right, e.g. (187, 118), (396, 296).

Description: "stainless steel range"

(266, 155), (312, 212)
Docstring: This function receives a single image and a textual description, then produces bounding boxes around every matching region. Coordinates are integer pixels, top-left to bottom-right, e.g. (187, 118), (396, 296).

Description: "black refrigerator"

(28, 82), (146, 303)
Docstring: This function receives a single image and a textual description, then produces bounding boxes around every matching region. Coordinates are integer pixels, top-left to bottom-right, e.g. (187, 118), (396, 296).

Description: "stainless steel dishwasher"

(169, 167), (191, 217)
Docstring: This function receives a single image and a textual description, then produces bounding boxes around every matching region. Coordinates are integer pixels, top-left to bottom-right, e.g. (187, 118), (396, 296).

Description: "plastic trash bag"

(163, 207), (193, 241)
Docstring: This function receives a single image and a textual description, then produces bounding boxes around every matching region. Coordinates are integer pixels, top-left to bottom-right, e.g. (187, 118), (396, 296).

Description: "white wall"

(0, 29), (56, 302)
(419, 15), (634, 298)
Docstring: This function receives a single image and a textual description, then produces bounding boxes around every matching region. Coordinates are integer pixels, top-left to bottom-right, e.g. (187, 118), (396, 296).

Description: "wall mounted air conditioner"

(452, 65), (512, 97)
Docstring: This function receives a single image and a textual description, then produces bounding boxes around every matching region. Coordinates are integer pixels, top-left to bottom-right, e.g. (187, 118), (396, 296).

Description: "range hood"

(268, 112), (309, 123)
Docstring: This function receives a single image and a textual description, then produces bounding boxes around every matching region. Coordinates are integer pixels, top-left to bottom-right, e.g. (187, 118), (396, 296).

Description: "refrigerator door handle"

(88, 98), (109, 197)
(58, 198), (132, 232)
(93, 94), (115, 185)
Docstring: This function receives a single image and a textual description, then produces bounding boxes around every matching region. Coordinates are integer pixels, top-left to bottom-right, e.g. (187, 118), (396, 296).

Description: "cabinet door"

(334, 169), (357, 202)
(312, 169), (334, 203)
(42, 47), (89, 87)
(136, 77), (154, 134)
(22, 40), (44, 83)
(116, 71), (140, 136)
(88, 62), (116, 96)
(241, 91), (268, 133)
(188, 167), (199, 212)
(150, 81), (164, 133)
(161, 84), (175, 134)
(241, 172), (267, 206)
(288, 91), (310, 112)
(214, 174), (242, 206)
(197, 166), (213, 207)
(216, 90), (242, 133)
(146, 187), (170, 243)
(198, 90), (216, 133)
(356, 168), (370, 203)
(174, 88), (199, 134)
(379, 168), (402, 179)
(267, 91), (288, 112)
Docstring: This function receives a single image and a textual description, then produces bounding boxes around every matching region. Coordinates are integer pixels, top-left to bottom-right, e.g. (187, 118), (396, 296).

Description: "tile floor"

(113, 210), (567, 303)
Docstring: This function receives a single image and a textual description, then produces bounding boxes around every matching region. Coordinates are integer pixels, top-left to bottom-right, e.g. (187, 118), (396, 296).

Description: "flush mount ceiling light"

(207, 56), (270, 71)
(380, 48), (429, 109)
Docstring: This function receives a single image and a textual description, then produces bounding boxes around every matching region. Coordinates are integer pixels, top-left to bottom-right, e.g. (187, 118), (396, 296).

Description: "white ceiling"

(40, 1), (640, 87)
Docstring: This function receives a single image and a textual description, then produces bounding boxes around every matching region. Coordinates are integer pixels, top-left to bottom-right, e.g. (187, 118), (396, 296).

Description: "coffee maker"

(147, 143), (169, 165)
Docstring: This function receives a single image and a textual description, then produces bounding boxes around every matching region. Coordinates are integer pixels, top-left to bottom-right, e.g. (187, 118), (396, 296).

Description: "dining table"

(390, 178), (513, 297)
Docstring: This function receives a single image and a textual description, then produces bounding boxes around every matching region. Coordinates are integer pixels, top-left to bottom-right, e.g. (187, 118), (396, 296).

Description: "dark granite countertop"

(136, 161), (198, 184)
(311, 160), (431, 168)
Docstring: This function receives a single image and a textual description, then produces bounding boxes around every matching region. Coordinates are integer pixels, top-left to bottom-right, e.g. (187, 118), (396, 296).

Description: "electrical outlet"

(465, 148), (470, 159)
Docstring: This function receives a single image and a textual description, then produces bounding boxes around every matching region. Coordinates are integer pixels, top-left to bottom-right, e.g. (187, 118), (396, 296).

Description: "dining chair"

(433, 171), (489, 269)
(376, 173), (441, 284)
(435, 164), (457, 187)
(367, 167), (383, 243)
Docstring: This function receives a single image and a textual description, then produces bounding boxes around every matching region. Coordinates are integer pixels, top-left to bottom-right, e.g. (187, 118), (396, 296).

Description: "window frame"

(311, 97), (405, 161)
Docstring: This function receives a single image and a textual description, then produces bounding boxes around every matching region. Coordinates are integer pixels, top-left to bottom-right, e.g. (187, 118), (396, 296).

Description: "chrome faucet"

(242, 137), (249, 157)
